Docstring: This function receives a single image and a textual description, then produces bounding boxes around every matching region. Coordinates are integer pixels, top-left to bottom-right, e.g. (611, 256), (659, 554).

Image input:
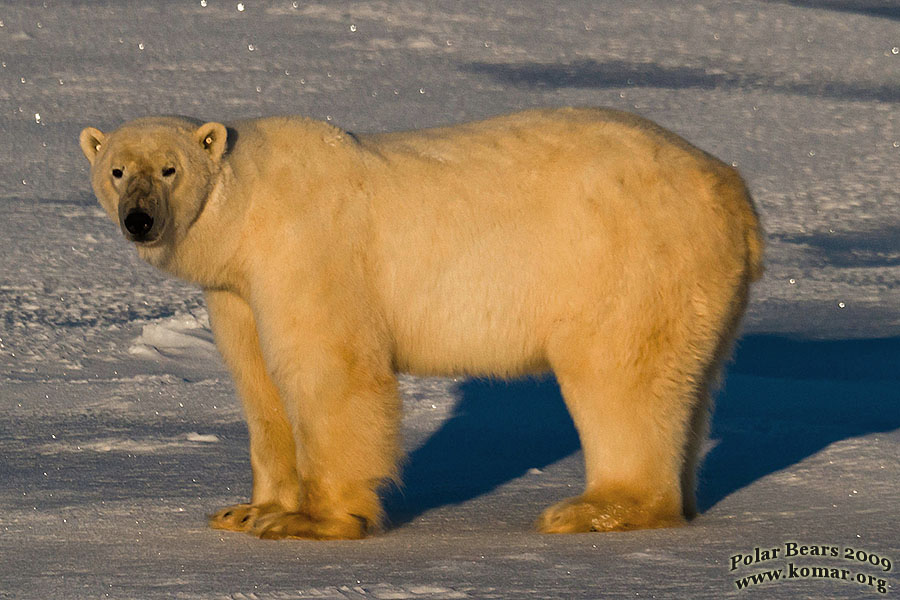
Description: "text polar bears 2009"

(730, 542), (892, 594)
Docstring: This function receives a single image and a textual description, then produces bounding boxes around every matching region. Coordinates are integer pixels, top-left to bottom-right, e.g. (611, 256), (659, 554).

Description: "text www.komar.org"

(730, 542), (893, 594)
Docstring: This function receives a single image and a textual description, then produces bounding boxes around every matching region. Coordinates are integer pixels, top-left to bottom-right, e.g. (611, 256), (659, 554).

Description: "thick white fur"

(81, 108), (763, 539)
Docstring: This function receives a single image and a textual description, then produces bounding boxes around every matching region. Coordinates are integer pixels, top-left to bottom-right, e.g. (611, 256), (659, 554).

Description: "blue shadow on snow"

(384, 335), (900, 526)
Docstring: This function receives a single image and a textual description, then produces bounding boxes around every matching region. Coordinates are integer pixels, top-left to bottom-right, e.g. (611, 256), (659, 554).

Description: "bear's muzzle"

(117, 175), (168, 244)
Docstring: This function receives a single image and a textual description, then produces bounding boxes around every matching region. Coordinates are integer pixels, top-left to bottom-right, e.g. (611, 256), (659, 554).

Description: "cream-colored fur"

(80, 108), (763, 539)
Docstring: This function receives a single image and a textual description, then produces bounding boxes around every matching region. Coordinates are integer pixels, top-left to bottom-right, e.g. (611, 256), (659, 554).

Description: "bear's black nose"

(124, 209), (154, 237)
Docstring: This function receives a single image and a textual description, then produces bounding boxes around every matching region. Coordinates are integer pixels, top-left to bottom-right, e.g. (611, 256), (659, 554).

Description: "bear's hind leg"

(205, 290), (301, 533)
(538, 319), (719, 533)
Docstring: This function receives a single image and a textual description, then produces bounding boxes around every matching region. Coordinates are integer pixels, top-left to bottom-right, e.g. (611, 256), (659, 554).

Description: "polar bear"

(80, 108), (763, 540)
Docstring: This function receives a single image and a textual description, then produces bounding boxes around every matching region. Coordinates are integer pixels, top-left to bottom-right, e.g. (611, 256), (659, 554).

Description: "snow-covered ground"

(1, 1), (898, 598)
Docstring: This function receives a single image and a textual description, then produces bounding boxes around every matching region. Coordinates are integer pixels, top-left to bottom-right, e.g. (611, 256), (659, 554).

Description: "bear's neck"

(166, 165), (249, 295)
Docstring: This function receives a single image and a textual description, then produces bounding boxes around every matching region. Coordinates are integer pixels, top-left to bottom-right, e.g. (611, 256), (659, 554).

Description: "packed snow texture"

(1, 1), (898, 598)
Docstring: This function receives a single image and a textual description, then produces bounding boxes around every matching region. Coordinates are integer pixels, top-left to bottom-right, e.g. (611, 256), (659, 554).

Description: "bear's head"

(79, 117), (228, 262)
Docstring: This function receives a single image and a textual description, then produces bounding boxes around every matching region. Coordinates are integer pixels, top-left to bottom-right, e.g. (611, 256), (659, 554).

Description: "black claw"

(223, 511), (233, 518)
(241, 515), (250, 523)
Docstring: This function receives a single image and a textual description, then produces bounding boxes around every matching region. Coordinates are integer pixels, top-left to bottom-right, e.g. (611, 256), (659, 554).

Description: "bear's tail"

(744, 211), (765, 282)
(718, 165), (765, 282)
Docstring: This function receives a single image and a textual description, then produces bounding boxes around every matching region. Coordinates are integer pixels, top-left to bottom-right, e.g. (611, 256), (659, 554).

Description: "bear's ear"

(79, 127), (106, 164)
(195, 122), (228, 162)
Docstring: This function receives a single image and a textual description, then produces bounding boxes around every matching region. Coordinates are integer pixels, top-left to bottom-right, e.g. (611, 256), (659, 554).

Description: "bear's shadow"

(383, 335), (900, 527)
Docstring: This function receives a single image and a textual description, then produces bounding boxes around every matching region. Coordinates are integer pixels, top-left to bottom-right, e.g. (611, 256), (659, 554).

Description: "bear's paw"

(251, 510), (371, 540)
(536, 493), (685, 533)
(208, 502), (285, 532)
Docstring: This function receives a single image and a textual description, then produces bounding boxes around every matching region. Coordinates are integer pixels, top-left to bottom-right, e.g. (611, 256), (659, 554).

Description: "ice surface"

(1, 1), (898, 598)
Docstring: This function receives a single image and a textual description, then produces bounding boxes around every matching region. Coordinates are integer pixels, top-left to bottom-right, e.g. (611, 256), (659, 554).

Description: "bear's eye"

(112, 168), (124, 179)
(162, 166), (176, 177)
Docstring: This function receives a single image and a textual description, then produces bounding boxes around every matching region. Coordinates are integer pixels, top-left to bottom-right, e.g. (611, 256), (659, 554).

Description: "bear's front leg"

(248, 290), (401, 540)
(204, 290), (301, 532)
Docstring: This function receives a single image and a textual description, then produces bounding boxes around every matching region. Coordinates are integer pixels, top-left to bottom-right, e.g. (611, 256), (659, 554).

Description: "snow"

(127, 311), (216, 363)
(1, 0), (898, 598)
